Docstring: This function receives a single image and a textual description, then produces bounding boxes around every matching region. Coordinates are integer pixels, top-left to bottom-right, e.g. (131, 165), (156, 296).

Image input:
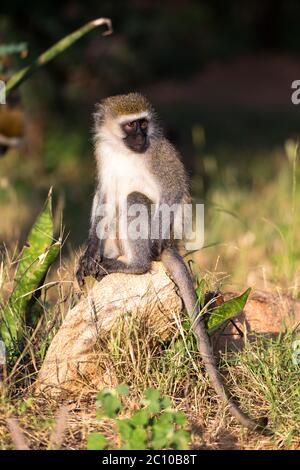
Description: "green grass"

(1, 302), (300, 449)
(189, 139), (300, 294)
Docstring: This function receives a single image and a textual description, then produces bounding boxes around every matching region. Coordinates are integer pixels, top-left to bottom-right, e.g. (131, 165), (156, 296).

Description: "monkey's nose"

(135, 135), (144, 145)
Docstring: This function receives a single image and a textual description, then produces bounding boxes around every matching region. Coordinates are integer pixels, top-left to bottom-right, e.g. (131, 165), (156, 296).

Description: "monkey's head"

(94, 93), (161, 154)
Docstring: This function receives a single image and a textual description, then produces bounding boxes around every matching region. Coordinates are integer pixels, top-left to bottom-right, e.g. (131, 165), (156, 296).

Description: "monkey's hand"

(76, 248), (102, 287)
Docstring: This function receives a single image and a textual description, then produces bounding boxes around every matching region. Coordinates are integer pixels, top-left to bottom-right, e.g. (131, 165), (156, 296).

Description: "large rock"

(36, 263), (300, 397)
(36, 262), (182, 397)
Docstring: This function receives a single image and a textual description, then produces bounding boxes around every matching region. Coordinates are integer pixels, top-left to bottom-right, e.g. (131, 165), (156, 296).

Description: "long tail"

(161, 247), (271, 434)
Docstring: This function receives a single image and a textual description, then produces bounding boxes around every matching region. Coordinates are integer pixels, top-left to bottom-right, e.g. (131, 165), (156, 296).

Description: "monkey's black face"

(121, 118), (149, 153)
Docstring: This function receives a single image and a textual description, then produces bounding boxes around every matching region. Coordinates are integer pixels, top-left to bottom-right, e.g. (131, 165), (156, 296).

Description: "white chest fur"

(97, 141), (159, 207)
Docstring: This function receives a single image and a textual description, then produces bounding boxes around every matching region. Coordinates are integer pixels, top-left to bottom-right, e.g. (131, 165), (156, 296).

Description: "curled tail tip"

(258, 416), (268, 427)
(253, 416), (273, 436)
(230, 403), (272, 434)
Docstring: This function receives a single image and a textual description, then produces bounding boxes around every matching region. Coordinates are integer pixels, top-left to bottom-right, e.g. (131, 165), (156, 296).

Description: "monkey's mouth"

(124, 135), (149, 153)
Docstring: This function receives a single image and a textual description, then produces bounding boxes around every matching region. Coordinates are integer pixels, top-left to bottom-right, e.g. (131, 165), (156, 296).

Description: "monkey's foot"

(76, 266), (85, 287)
(95, 264), (108, 282)
(76, 251), (102, 287)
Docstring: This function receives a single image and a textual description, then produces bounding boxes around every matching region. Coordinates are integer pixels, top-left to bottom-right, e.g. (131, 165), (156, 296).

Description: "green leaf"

(171, 429), (190, 450)
(207, 288), (251, 336)
(160, 397), (172, 410)
(118, 419), (134, 442)
(144, 388), (161, 401)
(155, 412), (174, 426)
(89, 386), (191, 451)
(116, 384), (129, 396)
(126, 426), (147, 450)
(181, 318), (192, 332)
(174, 412), (187, 425)
(96, 389), (123, 418)
(152, 422), (171, 449)
(143, 389), (161, 414)
(87, 432), (108, 450)
(6, 18), (112, 95)
(0, 189), (61, 352)
(131, 409), (149, 427)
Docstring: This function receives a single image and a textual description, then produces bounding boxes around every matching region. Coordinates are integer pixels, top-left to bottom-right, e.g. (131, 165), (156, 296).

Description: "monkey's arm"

(76, 193), (103, 286)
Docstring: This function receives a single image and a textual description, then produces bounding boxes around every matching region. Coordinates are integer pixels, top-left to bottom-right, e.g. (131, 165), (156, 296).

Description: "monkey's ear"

(93, 103), (105, 127)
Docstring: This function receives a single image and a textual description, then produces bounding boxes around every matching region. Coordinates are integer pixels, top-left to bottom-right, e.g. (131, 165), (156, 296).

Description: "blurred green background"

(1, 0), (300, 291)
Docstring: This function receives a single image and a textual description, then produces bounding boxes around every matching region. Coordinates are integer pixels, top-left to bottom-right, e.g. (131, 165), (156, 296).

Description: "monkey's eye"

(140, 120), (148, 130)
(125, 121), (137, 131)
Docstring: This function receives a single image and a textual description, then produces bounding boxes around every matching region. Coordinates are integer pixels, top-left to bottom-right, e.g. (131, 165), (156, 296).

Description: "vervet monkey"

(76, 93), (269, 433)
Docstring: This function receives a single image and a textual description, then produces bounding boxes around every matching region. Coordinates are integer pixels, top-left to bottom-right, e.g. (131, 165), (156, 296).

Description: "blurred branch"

(49, 406), (68, 450)
(7, 407), (69, 450)
(5, 18), (113, 95)
(0, 43), (27, 57)
(6, 417), (30, 450)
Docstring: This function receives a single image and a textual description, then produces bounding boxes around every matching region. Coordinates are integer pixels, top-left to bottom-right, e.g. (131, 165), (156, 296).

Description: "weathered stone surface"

(36, 262), (182, 397)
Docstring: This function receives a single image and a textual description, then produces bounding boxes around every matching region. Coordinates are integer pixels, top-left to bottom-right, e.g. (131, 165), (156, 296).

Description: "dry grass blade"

(6, 417), (30, 450)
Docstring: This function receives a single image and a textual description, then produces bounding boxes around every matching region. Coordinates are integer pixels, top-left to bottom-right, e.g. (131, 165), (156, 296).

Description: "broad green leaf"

(144, 388), (161, 401)
(207, 288), (251, 336)
(6, 18), (112, 95)
(0, 190), (61, 351)
(1, 243), (60, 344)
(87, 432), (107, 450)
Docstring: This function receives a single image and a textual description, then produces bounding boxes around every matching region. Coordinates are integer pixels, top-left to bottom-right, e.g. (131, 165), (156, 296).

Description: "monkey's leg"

(161, 246), (271, 434)
(95, 191), (153, 280)
(96, 252), (151, 280)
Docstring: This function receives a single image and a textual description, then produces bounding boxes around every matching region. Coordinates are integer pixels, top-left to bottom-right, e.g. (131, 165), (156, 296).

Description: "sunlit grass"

(1, 296), (300, 449)
(192, 141), (300, 295)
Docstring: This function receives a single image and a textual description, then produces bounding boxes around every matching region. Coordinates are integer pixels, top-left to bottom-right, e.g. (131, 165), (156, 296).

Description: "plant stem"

(5, 18), (112, 95)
